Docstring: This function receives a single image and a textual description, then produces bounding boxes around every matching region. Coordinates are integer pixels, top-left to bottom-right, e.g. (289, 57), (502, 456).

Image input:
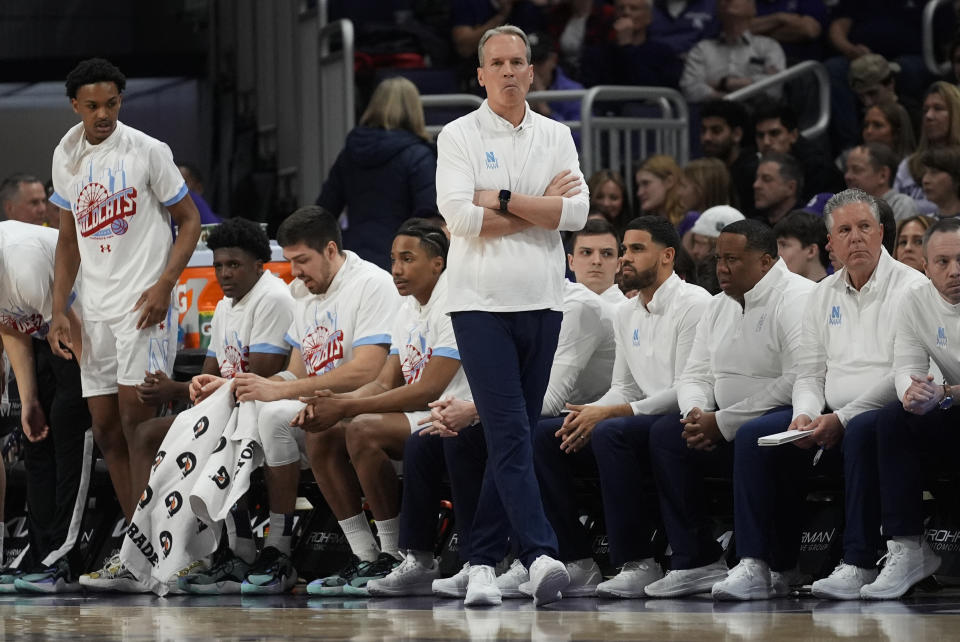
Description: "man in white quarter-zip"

(435, 23), (589, 607)
(828, 217), (960, 600)
(711, 189), (927, 602)
(642, 219), (814, 599)
(534, 215), (712, 599)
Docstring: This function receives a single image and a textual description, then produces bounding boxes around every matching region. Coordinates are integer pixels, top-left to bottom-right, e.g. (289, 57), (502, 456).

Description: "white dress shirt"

(680, 31), (785, 103)
(792, 249), (927, 426)
(595, 273), (712, 416)
(894, 279), (960, 399)
(436, 100), (589, 313)
(679, 260), (814, 440)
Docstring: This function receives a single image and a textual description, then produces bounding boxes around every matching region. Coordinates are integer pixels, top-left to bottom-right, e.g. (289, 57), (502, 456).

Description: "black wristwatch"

(940, 383), (954, 411)
(498, 189), (512, 212)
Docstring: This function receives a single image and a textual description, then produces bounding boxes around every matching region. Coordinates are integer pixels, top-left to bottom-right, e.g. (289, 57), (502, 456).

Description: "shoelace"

(728, 561), (760, 581)
(622, 560), (651, 573)
(877, 542), (906, 573)
(393, 557), (421, 576)
(830, 563), (862, 580)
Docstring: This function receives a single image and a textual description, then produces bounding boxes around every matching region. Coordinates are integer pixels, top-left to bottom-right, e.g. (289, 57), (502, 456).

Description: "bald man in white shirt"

(642, 219), (815, 599)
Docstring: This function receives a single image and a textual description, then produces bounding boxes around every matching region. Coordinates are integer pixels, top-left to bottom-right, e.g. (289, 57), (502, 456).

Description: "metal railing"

(422, 86), (689, 184)
(923, 0), (952, 76)
(725, 60), (830, 139)
(297, 16), (354, 206)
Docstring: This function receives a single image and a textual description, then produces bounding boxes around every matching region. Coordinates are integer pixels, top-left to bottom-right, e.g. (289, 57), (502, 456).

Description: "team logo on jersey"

(755, 313), (767, 333)
(152, 450), (166, 473)
(212, 465), (231, 489)
(165, 491), (183, 517)
(485, 151), (499, 170)
(159, 531), (173, 558)
(193, 416), (210, 439)
(632, 328), (641, 347)
(138, 485), (153, 509)
(401, 331), (433, 384)
(73, 161), (139, 239)
(829, 306), (842, 326)
(177, 452), (197, 477)
(220, 333), (250, 379)
(0, 310), (48, 338)
(938, 327), (948, 348)
(301, 309), (344, 375)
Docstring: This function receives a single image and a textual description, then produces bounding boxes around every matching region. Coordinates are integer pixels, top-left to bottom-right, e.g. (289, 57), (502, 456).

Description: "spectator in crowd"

(876, 197), (897, 256)
(0, 174), (47, 226)
(680, 158), (735, 214)
(895, 82), (960, 213)
(751, 0), (826, 62)
(680, 0), (786, 104)
(316, 76), (438, 271)
(848, 55), (921, 136)
(892, 215), (932, 273)
(648, 0), (718, 58)
(824, 0), (930, 153)
(178, 163), (221, 225)
(688, 204), (744, 295)
(753, 152), (803, 226)
(587, 169), (629, 230)
(580, 0), (682, 88)
(450, 0), (546, 61)
(920, 147), (960, 220)
(636, 155), (685, 227)
(772, 210), (829, 282)
(42, 180), (60, 228)
(753, 101), (845, 200)
(861, 101), (916, 162)
(550, 0), (616, 81)
(844, 143), (919, 222)
(529, 31), (582, 125)
(699, 100), (757, 216)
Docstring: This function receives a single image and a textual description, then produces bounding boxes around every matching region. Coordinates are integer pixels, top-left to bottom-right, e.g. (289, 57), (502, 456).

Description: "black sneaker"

(180, 548), (252, 595)
(306, 554), (367, 596)
(240, 546), (298, 594)
(342, 553), (402, 596)
(15, 558), (80, 594)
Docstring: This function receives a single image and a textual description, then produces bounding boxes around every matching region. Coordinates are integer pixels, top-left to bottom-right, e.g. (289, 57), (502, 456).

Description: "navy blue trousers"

(398, 424), (487, 561)
(452, 310), (562, 567)
(733, 408), (842, 571)
(875, 401), (960, 538)
(649, 413), (733, 569)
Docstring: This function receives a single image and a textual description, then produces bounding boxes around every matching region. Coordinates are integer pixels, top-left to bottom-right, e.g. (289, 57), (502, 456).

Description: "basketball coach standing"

(435, 25), (589, 607)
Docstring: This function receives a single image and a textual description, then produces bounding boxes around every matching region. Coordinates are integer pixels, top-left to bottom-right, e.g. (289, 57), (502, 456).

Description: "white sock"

(374, 518), (401, 560)
(226, 509), (257, 563)
(338, 513), (380, 562)
(893, 536), (921, 550)
(265, 512), (294, 556)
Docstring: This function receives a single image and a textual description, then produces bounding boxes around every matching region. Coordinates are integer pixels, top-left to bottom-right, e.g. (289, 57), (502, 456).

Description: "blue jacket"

(317, 126), (438, 270)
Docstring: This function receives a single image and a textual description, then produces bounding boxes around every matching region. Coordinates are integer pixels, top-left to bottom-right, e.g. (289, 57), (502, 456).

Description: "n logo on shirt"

(632, 328), (641, 347)
(485, 151), (499, 170)
(829, 306), (842, 326)
(937, 327), (948, 348)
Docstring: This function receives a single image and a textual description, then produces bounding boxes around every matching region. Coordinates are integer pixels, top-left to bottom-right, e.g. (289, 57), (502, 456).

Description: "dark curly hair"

(206, 218), (272, 263)
(65, 58), (126, 99)
(395, 218), (449, 266)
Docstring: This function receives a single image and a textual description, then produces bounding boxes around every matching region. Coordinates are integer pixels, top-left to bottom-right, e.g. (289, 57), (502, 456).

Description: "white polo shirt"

(793, 249), (927, 425)
(0, 221), (78, 339)
(389, 273), (471, 402)
(285, 251), (401, 376)
(51, 121), (188, 320)
(206, 271), (295, 379)
(436, 100), (590, 313)
(541, 281), (619, 416)
(894, 279), (960, 399)
(595, 273), (712, 416)
(679, 260), (814, 440)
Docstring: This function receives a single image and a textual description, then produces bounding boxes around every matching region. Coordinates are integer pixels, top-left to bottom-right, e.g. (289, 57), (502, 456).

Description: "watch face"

(940, 396), (954, 411)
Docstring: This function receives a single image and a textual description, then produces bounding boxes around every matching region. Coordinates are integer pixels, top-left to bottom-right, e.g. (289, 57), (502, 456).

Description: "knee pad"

(257, 399), (307, 467)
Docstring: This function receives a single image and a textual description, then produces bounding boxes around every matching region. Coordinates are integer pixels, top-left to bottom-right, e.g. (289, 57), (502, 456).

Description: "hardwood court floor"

(1, 592), (959, 641)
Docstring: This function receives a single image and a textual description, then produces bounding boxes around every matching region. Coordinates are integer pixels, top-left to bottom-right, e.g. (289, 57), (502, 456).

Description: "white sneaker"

(563, 558), (603, 597)
(711, 558), (774, 601)
(496, 559), (529, 598)
(644, 557), (728, 598)
(464, 564), (501, 607)
(596, 558), (663, 598)
(861, 539), (941, 600)
(771, 566), (810, 598)
(367, 553), (439, 597)
(527, 555), (569, 606)
(79, 554), (151, 593)
(811, 562), (877, 600)
(433, 562), (470, 598)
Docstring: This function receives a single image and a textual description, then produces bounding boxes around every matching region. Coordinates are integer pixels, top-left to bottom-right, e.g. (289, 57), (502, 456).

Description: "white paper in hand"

(757, 430), (813, 446)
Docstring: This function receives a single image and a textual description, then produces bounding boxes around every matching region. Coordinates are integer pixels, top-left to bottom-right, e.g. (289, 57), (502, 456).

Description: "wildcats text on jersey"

(76, 183), (138, 238)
